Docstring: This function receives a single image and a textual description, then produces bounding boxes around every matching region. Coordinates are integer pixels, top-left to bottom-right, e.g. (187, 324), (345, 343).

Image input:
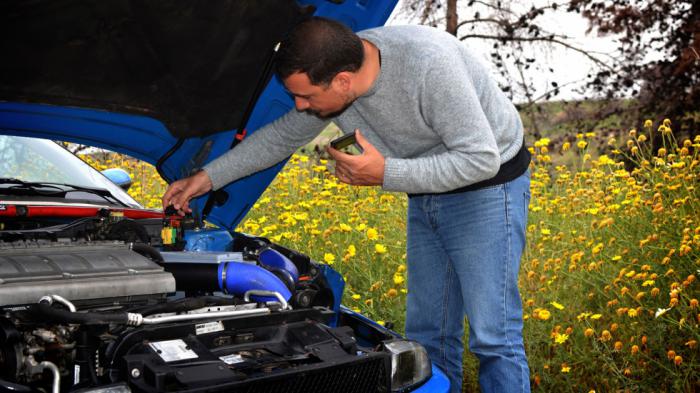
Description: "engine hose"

(130, 296), (242, 317)
(33, 302), (128, 325)
(0, 379), (32, 393)
(38, 361), (60, 393)
(130, 243), (165, 264)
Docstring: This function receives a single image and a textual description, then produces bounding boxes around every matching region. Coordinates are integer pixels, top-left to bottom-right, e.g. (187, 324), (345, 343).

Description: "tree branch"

(459, 34), (615, 71)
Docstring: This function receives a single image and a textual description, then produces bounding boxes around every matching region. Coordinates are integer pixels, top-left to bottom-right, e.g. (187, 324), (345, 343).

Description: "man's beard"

(306, 92), (357, 119)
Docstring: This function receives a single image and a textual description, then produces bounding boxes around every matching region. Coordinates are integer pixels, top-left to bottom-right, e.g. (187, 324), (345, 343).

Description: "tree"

(570, 0), (700, 134)
(398, 0), (614, 138)
(399, 0), (700, 136)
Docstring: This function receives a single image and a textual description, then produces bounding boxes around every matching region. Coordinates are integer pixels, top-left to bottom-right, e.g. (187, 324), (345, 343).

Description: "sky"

(385, 2), (623, 102)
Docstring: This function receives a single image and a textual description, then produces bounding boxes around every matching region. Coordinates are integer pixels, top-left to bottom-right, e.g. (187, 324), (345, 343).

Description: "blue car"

(0, 1), (449, 392)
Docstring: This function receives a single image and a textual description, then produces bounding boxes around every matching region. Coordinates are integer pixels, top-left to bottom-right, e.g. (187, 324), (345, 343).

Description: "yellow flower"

(614, 341), (623, 351)
(339, 223), (352, 232)
(366, 228), (379, 240)
(351, 294), (361, 300)
(375, 243), (388, 254)
(561, 365), (571, 373)
(323, 253), (336, 265)
(554, 333), (569, 344)
(537, 309), (551, 320)
(674, 355), (683, 366)
(393, 274), (405, 285)
(562, 142), (571, 151)
(577, 140), (587, 149)
(534, 137), (551, 147)
(386, 288), (398, 298)
(644, 119), (653, 128)
(346, 244), (356, 257)
(550, 301), (565, 310)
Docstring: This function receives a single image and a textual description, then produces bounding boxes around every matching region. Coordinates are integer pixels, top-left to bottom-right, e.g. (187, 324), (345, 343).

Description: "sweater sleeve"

(203, 109), (329, 190)
(382, 53), (500, 194)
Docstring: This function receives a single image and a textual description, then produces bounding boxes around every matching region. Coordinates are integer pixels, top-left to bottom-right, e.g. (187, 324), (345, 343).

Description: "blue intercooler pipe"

(163, 258), (292, 303)
(217, 261), (292, 302)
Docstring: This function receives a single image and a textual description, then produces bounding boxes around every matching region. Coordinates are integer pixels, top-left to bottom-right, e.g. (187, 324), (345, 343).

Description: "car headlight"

(383, 340), (432, 392)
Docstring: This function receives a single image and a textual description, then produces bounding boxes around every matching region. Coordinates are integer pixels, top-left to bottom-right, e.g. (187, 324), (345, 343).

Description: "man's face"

(283, 72), (352, 118)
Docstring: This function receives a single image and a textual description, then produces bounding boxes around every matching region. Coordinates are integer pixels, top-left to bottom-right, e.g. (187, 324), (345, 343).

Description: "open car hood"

(0, 0), (397, 230)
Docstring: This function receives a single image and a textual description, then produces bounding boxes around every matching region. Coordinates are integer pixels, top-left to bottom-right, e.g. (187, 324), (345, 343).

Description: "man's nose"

(294, 97), (310, 111)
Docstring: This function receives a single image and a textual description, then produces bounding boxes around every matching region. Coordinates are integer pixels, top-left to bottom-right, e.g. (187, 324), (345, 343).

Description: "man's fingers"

(162, 183), (183, 209)
(354, 129), (372, 152)
(327, 145), (356, 164)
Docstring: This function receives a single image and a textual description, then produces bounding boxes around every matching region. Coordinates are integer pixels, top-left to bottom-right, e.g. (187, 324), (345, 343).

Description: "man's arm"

(203, 110), (329, 190)
(162, 109), (328, 214)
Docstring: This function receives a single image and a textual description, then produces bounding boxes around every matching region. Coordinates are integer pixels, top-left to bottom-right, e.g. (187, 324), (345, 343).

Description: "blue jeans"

(405, 170), (531, 393)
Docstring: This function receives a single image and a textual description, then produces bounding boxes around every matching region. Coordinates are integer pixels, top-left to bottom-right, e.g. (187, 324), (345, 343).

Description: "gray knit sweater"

(203, 25), (524, 194)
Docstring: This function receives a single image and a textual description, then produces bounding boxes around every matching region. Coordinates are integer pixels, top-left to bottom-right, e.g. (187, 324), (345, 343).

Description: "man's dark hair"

(276, 17), (364, 86)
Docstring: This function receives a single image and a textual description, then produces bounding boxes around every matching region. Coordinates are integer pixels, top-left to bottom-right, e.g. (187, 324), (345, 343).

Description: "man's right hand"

(162, 170), (213, 216)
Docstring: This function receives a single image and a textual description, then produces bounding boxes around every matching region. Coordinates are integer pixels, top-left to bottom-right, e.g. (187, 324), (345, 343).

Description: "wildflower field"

(87, 119), (699, 392)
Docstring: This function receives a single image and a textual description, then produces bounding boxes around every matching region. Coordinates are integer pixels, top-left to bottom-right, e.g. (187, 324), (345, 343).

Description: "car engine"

(0, 212), (424, 393)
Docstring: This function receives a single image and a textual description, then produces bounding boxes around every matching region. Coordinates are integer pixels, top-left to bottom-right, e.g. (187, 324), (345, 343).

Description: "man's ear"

(332, 71), (353, 92)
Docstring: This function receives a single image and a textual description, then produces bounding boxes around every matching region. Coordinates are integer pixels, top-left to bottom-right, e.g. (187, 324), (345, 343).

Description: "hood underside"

(0, 0), (309, 138)
(0, 0), (398, 230)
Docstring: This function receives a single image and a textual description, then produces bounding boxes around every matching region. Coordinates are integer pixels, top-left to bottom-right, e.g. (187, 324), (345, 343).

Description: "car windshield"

(0, 135), (141, 208)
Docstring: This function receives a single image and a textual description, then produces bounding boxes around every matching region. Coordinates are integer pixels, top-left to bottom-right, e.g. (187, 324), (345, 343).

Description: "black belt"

(408, 142), (531, 198)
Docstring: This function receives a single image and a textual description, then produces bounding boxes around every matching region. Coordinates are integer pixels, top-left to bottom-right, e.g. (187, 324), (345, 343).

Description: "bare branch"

(459, 34), (615, 71)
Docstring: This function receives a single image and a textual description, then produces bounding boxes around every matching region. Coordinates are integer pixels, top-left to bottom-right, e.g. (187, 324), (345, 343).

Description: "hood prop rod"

(201, 41), (282, 221)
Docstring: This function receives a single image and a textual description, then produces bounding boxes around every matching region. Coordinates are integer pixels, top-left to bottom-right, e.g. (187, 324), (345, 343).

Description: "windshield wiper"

(0, 178), (128, 207)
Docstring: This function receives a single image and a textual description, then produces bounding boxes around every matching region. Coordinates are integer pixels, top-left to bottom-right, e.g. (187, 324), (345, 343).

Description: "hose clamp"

(221, 261), (231, 294)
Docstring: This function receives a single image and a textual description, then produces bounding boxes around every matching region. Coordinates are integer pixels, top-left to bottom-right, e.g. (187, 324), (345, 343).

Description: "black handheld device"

(330, 132), (357, 151)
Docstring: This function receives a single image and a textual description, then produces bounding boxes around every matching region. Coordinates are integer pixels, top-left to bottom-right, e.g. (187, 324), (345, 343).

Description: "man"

(162, 17), (531, 393)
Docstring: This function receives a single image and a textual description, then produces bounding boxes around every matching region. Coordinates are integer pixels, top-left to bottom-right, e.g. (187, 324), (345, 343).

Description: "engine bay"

(0, 209), (411, 393)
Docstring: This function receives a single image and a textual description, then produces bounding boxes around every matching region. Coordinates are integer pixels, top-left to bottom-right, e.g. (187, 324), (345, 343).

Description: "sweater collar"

(359, 37), (386, 98)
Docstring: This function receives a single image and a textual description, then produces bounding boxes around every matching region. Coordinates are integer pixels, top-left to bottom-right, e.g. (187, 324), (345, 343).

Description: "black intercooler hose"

(128, 296), (242, 317)
(31, 302), (128, 325)
(130, 243), (164, 264)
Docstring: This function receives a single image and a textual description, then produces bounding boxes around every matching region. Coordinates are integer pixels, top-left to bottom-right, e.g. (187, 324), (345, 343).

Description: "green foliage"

(92, 119), (699, 392)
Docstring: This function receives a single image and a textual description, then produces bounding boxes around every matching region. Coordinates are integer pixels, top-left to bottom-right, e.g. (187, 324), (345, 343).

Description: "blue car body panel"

(417, 366), (451, 393)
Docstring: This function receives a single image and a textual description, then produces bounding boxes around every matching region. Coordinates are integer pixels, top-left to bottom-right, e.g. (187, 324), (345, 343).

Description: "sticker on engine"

(195, 321), (224, 335)
(219, 354), (246, 365)
(149, 339), (198, 362)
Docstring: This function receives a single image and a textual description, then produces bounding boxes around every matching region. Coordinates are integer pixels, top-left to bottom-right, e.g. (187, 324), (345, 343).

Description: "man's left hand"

(327, 129), (384, 186)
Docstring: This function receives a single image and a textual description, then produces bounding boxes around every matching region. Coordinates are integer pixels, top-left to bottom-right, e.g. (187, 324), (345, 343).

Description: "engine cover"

(0, 241), (175, 306)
